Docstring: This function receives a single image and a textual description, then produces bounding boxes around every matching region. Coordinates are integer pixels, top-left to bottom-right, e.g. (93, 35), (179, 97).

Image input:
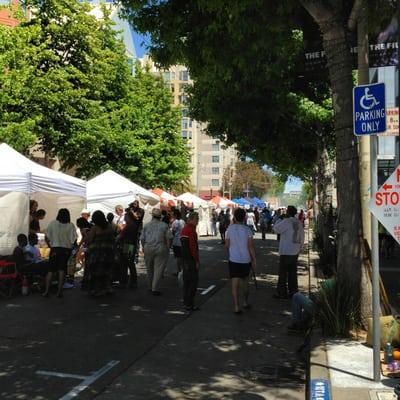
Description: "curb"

(309, 329), (331, 400)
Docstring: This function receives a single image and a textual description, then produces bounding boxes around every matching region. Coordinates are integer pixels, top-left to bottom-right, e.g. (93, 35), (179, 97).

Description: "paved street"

(0, 232), (311, 400)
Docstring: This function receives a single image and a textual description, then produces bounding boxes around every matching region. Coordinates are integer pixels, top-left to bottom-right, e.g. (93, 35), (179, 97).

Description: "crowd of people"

(6, 199), (308, 320)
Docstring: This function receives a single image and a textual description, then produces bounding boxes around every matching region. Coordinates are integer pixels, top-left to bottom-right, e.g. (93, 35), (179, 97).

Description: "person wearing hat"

(272, 205), (304, 299)
(81, 209), (91, 222)
(140, 208), (173, 295)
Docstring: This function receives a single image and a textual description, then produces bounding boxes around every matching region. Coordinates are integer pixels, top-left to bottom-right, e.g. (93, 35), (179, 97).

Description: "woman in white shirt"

(225, 208), (257, 314)
(43, 208), (77, 298)
(246, 209), (257, 233)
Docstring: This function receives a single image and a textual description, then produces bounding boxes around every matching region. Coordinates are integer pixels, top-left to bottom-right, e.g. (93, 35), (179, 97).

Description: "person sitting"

(12, 234), (29, 269)
(287, 278), (335, 334)
(23, 233), (49, 278)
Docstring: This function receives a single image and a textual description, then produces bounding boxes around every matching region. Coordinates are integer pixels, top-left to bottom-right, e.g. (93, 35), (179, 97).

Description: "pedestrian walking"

(116, 205), (141, 289)
(246, 208), (257, 233)
(85, 210), (115, 297)
(225, 208), (256, 314)
(180, 212), (200, 311)
(218, 210), (230, 244)
(140, 208), (173, 295)
(114, 205), (125, 231)
(171, 209), (185, 275)
(259, 207), (271, 240)
(129, 199), (145, 263)
(43, 208), (77, 298)
(210, 209), (218, 236)
(273, 205), (304, 299)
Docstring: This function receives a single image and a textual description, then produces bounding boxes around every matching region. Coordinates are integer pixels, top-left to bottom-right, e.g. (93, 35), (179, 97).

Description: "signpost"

(353, 82), (386, 381)
(369, 165), (400, 245)
(353, 83), (386, 136)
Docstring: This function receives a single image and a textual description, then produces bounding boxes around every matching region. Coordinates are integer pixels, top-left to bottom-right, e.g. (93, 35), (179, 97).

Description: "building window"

(212, 179), (220, 187)
(182, 108), (189, 117)
(182, 130), (188, 139)
(188, 131), (192, 139)
(179, 70), (189, 81)
(179, 94), (188, 104)
(212, 167), (219, 174)
(212, 156), (220, 163)
(162, 72), (170, 81)
(212, 141), (220, 151)
(181, 118), (189, 129)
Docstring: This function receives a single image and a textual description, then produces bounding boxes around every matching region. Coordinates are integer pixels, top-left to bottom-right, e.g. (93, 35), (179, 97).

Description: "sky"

(133, 32), (150, 58)
(284, 177), (303, 193)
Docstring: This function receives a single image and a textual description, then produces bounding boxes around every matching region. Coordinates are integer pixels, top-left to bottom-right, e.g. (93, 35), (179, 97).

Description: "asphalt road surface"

(0, 237), (233, 400)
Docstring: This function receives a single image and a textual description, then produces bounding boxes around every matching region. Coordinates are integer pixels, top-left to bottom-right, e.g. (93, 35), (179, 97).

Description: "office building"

(142, 55), (238, 199)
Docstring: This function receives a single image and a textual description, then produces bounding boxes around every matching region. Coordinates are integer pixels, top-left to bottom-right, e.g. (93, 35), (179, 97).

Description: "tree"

(226, 161), (272, 198)
(120, 1), (333, 180)
(118, 0), (373, 311)
(0, 0), (189, 188)
(299, 180), (313, 207)
(268, 177), (286, 198)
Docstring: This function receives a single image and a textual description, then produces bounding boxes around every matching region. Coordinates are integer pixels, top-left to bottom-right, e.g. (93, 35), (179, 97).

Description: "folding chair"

(0, 259), (18, 298)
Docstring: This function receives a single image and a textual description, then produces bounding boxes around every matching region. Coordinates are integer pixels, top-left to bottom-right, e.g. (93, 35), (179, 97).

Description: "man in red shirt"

(180, 212), (200, 311)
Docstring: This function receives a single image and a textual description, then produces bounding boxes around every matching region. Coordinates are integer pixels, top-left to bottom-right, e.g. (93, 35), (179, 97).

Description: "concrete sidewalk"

(95, 233), (311, 399)
(310, 334), (398, 400)
(308, 245), (399, 399)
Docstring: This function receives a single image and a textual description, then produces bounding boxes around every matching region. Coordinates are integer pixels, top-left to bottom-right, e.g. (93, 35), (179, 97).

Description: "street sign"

(353, 83), (386, 136)
(369, 165), (400, 244)
(311, 379), (330, 400)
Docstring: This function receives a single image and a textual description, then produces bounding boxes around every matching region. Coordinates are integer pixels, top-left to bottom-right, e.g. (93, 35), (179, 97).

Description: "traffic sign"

(369, 165), (400, 244)
(353, 83), (386, 136)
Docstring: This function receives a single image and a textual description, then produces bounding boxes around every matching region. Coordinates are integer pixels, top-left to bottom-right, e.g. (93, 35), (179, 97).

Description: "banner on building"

(303, 6), (398, 73)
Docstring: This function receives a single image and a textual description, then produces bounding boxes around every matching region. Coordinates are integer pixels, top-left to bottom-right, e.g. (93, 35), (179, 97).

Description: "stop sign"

(369, 165), (400, 244)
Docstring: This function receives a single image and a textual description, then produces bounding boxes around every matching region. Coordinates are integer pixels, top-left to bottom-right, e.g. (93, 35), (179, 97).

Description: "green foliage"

(119, 0), (334, 179)
(268, 176), (285, 197)
(315, 279), (360, 337)
(229, 161), (272, 198)
(0, 0), (189, 188)
(299, 179), (312, 205)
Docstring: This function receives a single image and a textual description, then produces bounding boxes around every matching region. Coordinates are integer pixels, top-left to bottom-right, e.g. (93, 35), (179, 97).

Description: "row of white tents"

(0, 144), (228, 254)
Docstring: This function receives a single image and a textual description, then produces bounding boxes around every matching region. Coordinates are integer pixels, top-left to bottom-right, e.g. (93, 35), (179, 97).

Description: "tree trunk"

(301, 1), (362, 301)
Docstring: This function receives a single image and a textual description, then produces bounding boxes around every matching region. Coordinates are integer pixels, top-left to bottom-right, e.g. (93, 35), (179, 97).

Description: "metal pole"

(371, 135), (380, 382)
(308, 220), (311, 297)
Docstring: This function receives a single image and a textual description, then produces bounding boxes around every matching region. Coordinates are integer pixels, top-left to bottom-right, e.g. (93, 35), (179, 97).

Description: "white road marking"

(36, 371), (88, 380)
(201, 285), (216, 295)
(36, 360), (120, 400)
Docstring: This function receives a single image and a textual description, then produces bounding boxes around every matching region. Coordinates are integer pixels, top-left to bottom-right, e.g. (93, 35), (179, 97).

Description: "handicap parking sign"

(353, 83), (386, 136)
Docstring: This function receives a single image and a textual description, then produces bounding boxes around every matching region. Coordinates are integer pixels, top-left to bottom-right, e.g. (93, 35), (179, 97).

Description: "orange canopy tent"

(210, 195), (235, 208)
(152, 188), (177, 207)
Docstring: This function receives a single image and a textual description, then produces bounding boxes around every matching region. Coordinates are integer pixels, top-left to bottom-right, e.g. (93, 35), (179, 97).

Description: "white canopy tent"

(176, 192), (212, 236)
(87, 170), (160, 216)
(176, 192), (209, 208)
(0, 143), (86, 255)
